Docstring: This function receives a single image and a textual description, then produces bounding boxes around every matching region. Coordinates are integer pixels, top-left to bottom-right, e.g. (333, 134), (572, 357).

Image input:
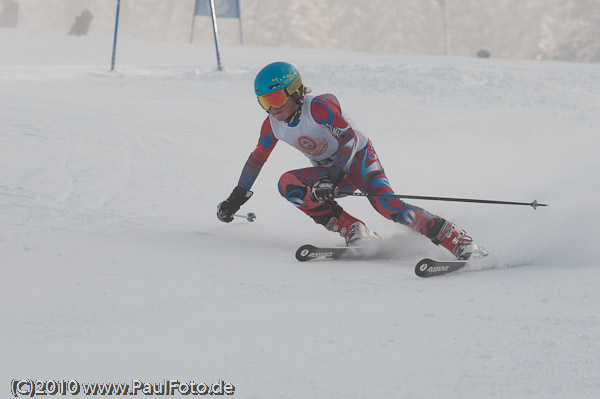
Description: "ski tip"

(295, 244), (316, 262)
(415, 258), (434, 277)
(415, 258), (467, 278)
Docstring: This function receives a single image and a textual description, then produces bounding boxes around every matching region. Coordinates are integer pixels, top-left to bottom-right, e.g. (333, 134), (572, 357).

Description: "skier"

(217, 62), (488, 260)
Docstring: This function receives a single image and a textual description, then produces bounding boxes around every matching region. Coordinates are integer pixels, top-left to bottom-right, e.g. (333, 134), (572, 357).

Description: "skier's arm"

(218, 118), (278, 223)
(310, 95), (360, 174)
(237, 118), (278, 190)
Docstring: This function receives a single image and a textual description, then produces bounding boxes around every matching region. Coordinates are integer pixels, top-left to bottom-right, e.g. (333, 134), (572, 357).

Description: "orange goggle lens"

(257, 90), (288, 111)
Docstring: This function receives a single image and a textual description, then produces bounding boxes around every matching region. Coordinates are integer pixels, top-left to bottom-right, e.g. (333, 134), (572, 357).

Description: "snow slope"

(2, 28), (600, 398)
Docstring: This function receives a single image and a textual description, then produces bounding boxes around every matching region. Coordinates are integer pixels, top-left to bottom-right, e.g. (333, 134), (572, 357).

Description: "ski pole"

(338, 192), (548, 210)
(235, 212), (256, 222)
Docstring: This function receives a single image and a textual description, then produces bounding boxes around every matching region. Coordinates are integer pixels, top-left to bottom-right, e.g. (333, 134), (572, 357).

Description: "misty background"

(5, 0), (600, 63)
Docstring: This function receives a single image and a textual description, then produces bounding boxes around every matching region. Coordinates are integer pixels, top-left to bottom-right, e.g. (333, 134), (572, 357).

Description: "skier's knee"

(278, 171), (308, 203)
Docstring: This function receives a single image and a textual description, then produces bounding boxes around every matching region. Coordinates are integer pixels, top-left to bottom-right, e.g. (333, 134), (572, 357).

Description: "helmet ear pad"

(282, 88), (309, 123)
(290, 86), (305, 106)
(291, 84), (312, 105)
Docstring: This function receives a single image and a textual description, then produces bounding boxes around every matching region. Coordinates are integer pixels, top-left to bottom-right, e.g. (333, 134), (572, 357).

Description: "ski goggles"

(256, 75), (303, 111)
(257, 89), (289, 111)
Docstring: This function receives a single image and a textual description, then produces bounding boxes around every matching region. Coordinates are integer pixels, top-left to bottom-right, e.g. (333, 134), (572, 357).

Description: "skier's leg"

(278, 168), (374, 243)
(344, 140), (438, 234)
(346, 141), (488, 259)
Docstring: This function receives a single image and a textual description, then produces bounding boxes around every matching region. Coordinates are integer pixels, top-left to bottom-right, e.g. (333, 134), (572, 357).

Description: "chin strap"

(284, 94), (304, 124)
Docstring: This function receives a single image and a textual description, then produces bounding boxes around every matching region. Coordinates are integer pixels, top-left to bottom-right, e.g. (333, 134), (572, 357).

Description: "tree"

(538, 0), (600, 62)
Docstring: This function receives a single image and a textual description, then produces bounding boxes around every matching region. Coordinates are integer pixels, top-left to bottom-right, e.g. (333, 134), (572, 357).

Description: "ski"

(295, 244), (364, 262)
(297, 246), (481, 276)
(415, 258), (467, 277)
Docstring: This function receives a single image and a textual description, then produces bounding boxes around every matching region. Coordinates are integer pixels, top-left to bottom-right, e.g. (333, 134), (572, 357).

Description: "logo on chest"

(295, 136), (329, 157)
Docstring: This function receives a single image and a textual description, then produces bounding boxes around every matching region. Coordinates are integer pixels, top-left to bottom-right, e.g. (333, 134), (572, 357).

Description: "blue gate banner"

(194, 0), (240, 18)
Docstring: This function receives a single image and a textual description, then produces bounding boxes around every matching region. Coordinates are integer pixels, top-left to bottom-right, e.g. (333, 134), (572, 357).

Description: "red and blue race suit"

(237, 94), (443, 239)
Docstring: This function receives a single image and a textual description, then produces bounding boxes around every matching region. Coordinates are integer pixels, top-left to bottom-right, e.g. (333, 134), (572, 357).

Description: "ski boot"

(435, 220), (489, 260)
(321, 206), (381, 247)
(345, 222), (381, 247)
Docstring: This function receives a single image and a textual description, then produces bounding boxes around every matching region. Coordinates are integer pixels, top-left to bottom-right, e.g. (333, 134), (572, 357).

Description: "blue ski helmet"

(254, 62), (303, 97)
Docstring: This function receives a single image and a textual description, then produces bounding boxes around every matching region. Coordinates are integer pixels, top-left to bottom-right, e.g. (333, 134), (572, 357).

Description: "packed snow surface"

(2, 28), (599, 398)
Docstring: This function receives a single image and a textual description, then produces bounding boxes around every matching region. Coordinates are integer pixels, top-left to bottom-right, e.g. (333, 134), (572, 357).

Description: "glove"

(217, 186), (253, 223)
(310, 166), (345, 203)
